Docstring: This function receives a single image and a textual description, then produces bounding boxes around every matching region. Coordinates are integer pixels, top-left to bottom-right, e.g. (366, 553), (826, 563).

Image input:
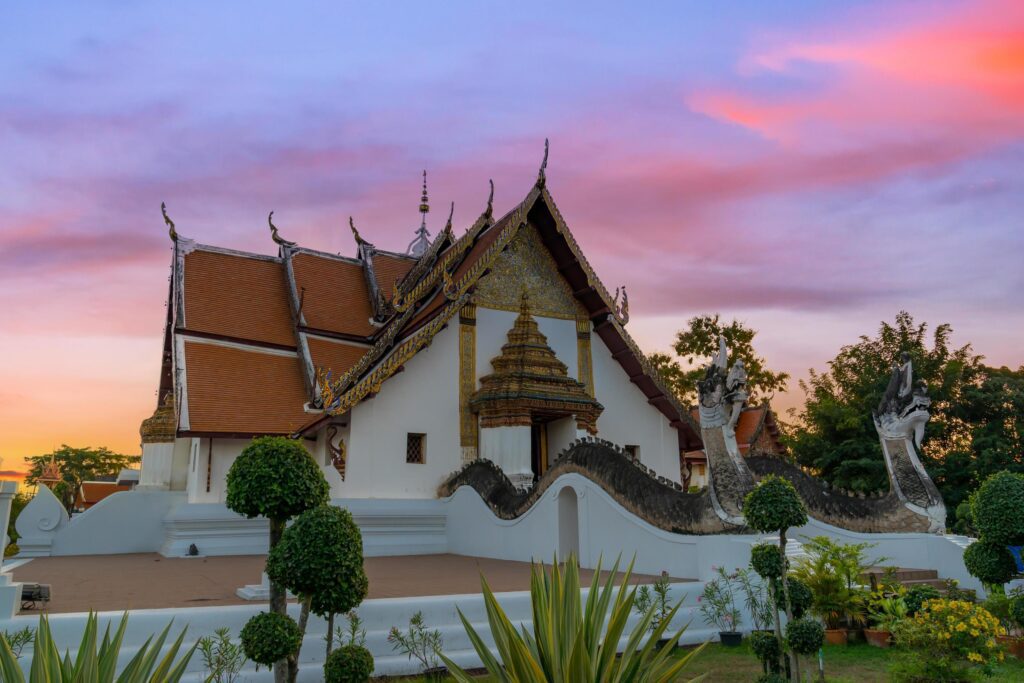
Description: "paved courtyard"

(10, 553), (690, 614)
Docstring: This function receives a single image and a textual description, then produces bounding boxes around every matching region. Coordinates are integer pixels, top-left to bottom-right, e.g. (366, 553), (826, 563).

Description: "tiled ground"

(10, 553), (691, 614)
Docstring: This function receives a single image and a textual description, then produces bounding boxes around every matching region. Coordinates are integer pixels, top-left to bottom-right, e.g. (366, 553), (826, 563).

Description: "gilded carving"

(473, 223), (584, 320)
(576, 316), (594, 397)
(459, 303), (478, 462)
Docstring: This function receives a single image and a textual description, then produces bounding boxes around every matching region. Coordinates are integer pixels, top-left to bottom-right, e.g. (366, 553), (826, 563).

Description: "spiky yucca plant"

(0, 612), (196, 683)
(442, 555), (706, 682)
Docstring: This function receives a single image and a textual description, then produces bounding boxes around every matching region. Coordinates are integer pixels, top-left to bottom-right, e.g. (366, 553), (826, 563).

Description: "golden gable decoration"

(140, 393), (177, 444)
(472, 222), (584, 320)
(471, 293), (603, 433)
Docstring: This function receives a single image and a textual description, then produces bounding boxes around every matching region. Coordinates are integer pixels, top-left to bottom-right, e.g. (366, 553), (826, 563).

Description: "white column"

(138, 441), (175, 490)
(0, 481), (23, 618)
(479, 426), (533, 488)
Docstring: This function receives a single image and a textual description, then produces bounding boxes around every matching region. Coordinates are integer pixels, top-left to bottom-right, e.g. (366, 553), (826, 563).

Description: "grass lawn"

(394, 642), (1024, 682)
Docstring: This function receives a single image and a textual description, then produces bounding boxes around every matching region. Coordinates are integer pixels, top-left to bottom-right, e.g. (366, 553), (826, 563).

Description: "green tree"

(786, 312), (983, 498)
(647, 314), (788, 406)
(24, 445), (139, 514)
(226, 436), (329, 683)
(5, 492), (30, 557)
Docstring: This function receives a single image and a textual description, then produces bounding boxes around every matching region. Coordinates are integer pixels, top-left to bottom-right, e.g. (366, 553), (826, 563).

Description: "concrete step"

(862, 567), (939, 583)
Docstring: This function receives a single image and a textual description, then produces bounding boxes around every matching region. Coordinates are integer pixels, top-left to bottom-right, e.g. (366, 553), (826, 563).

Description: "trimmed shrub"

(750, 630), (782, 674)
(1011, 595), (1024, 630)
(755, 675), (787, 683)
(267, 506), (369, 618)
(744, 476), (807, 533)
(774, 577), (813, 619)
(969, 472), (1024, 547)
(324, 644), (374, 683)
(240, 612), (302, 666)
(904, 584), (941, 616)
(226, 437), (329, 522)
(751, 543), (784, 580)
(963, 540), (1018, 586)
(785, 618), (824, 656)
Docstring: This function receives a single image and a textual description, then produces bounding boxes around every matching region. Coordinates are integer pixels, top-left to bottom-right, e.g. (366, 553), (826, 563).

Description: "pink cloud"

(689, 0), (1024, 145)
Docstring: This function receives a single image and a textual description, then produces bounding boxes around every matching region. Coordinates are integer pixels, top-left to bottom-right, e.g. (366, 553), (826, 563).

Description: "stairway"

(861, 567), (947, 591)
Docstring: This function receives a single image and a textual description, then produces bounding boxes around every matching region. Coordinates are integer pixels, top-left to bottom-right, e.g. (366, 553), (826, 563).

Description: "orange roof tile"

(372, 253), (416, 298)
(77, 482), (130, 505)
(184, 341), (311, 434)
(291, 252), (376, 337)
(734, 405), (768, 446)
(183, 250), (296, 347)
(307, 337), (369, 380)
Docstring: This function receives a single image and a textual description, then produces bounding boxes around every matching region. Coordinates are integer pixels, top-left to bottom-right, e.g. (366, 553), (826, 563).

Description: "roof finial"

(485, 179), (494, 218)
(519, 290), (531, 315)
(268, 211), (296, 247)
(537, 138), (549, 188)
(349, 216), (368, 247)
(408, 170), (433, 257)
(419, 170), (430, 216)
(161, 202), (178, 242)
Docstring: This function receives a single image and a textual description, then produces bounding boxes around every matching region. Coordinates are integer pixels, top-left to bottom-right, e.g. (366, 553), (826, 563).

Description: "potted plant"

(736, 567), (774, 635)
(388, 611), (445, 681)
(791, 536), (874, 645)
(634, 571), (674, 647)
(865, 595), (907, 648)
(699, 566), (743, 646)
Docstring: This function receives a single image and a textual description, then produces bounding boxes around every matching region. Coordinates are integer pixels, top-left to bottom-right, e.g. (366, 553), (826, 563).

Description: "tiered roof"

(157, 156), (704, 452)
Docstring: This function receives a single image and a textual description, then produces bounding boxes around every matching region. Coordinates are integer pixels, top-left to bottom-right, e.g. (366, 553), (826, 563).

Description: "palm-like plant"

(0, 612), (195, 682)
(442, 555), (706, 683)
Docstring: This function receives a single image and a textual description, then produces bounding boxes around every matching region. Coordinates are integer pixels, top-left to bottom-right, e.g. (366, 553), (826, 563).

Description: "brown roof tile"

(183, 250), (295, 347)
(77, 482), (130, 506)
(307, 337), (369, 380)
(372, 253), (416, 298)
(291, 252), (376, 337)
(184, 341), (310, 434)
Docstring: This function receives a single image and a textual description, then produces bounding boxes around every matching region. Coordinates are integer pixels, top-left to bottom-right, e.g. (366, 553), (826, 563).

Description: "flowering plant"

(699, 567), (743, 632)
(892, 598), (1004, 681)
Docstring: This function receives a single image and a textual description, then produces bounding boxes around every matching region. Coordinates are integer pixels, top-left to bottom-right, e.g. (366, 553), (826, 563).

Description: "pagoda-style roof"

(471, 294), (603, 434)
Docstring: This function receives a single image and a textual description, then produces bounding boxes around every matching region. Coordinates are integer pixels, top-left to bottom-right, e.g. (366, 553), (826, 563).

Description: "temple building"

(138, 159), (726, 503)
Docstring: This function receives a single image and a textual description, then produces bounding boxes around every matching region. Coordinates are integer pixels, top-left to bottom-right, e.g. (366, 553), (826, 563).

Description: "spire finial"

(161, 202), (178, 242)
(519, 290), (531, 315)
(419, 170), (430, 215)
(537, 138), (549, 188)
(485, 179), (494, 218)
(268, 211), (296, 247)
(349, 216), (368, 247)
(445, 201), (454, 230)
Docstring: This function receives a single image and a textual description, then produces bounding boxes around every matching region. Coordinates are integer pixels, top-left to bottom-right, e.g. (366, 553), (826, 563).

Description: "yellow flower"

(968, 652), (983, 663)
(956, 622), (968, 632)
(970, 629), (980, 637)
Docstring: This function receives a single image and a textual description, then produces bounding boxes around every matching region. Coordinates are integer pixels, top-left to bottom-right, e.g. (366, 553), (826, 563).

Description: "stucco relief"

(472, 222), (584, 320)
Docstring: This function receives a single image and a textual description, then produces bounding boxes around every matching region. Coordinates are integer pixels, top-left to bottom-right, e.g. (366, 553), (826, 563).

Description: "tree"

(5, 492), (30, 557)
(745, 476), (808, 682)
(24, 445), (139, 513)
(786, 312), (983, 497)
(266, 505), (368, 662)
(648, 314), (788, 406)
(226, 436), (329, 683)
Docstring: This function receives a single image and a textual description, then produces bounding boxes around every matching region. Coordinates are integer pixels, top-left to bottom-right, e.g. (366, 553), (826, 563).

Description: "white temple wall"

(475, 308), (578, 381)
(342, 323), (462, 498)
(186, 439), (254, 504)
(547, 416), (583, 457)
(170, 438), (191, 491)
(591, 336), (680, 483)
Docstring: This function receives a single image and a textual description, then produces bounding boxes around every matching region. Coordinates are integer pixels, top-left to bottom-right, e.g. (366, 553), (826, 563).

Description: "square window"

(407, 433), (426, 464)
(624, 444), (640, 461)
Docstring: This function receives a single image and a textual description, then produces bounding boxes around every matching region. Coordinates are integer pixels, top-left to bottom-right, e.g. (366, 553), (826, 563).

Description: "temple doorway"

(558, 486), (579, 560)
(530, 421), (549, 479)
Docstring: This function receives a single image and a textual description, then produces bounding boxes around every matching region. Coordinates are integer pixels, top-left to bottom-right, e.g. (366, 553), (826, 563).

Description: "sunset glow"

(2, 1), (1022, 473)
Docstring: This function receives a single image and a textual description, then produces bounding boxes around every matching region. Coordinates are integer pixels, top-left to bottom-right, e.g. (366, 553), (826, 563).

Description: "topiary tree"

(773, 577), (812, 620)
(963, 541), (1018, 587)
(785, 618), (824, 656)
(267, 505), (369, 661)
(324, 644), (374, 683)
(226, 436), (330, 683)
(970, 472), (1024, 547)
(745, 475), (808, 680)
(750, 630), (782, 675)
(1010, 595), (1024, 632)
(751, 543), (784, 580)
(240, 612), (302, 667)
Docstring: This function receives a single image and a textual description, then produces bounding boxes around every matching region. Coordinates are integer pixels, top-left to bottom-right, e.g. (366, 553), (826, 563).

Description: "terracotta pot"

(718, 631), (743, 647)
(864, 628), (891, 648)
(997, 635), (1024, 659)
(824, 628), (848, 646)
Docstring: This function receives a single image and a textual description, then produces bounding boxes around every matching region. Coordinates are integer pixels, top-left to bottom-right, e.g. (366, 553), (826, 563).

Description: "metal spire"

(407, 170), (432, 257)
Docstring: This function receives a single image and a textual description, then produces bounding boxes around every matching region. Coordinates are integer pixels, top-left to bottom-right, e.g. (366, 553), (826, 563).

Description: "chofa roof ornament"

(613, 285), (629, 325)
(485, 179), (494, 219)
(349, 216), (370, 248)
(161, 202), (178, 242)
(268, 211), (296, 248)
(536, 138), (549, 188)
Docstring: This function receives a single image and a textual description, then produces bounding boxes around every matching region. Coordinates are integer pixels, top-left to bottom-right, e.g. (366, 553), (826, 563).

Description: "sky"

(1, 1), (1022, 476)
